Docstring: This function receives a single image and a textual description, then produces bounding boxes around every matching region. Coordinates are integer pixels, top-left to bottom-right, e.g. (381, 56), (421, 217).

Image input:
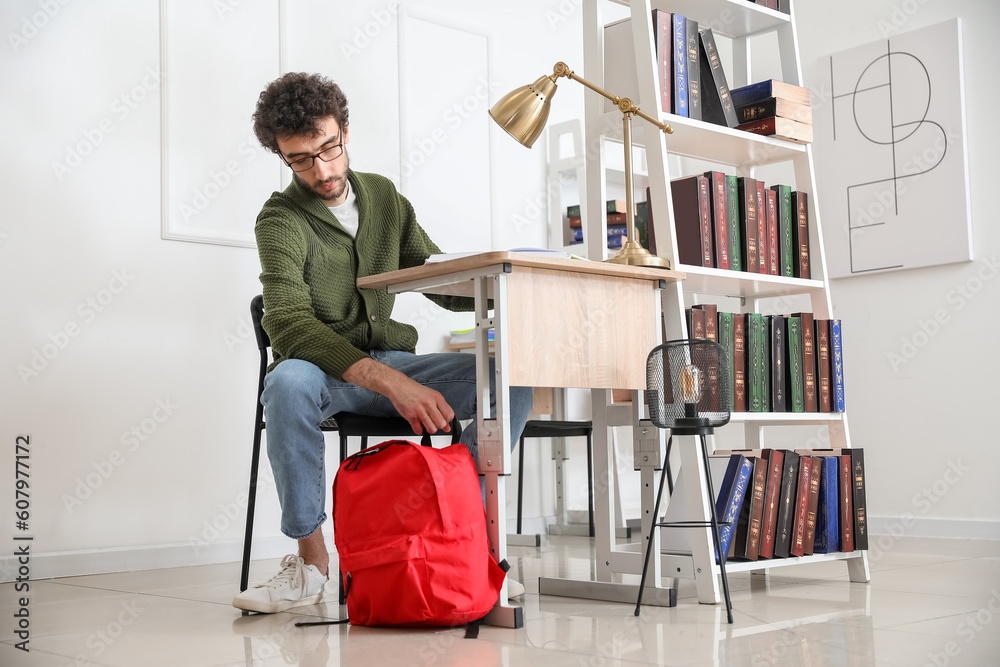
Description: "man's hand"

(341, 357), (453, 435)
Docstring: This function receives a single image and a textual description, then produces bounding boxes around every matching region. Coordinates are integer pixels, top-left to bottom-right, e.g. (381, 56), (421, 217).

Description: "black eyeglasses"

(281, 135), (344, 172)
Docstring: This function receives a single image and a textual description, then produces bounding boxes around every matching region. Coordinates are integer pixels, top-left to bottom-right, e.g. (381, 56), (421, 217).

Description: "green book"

(726, 175), (742, 271)
(759, 315), (771, 413)
(771, 184), (793, 278)
(719, 311), (735, 408)
(787, 316), (805, 412)
(567, 203), (581, 218)
(748, 313), (766, 411)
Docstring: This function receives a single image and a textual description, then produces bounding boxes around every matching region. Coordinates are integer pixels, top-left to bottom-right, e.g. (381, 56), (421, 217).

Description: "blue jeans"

(261, 350), (534, 539)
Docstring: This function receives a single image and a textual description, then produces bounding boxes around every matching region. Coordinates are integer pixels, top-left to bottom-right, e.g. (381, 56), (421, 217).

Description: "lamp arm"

(551, 62), (673, 134)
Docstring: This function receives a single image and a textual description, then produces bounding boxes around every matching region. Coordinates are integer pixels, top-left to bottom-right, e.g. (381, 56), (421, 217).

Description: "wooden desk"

(358, 252), (683, 627)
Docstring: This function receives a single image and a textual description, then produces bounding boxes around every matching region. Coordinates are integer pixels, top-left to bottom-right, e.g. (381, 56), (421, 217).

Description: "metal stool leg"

(516, 435), (526, 534)
(699, 434), (733, 624)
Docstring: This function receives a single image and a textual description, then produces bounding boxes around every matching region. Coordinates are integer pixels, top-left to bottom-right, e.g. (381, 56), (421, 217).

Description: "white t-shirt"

(328, 181), (360, 238)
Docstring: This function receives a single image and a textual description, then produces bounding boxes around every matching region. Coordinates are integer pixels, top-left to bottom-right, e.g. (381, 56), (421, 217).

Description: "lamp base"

(604, 240), (671, 269)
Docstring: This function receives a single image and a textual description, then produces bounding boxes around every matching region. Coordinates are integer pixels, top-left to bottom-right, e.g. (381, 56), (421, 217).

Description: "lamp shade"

(488, 75), (558, 148)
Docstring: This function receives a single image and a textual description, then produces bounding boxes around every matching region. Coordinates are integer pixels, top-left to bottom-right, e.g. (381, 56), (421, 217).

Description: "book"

(737, 177), (759, 274)
(685, 16), (701, 121)
(766, 188), (779, 275)
(790, 455), (812, 557)
(812, 456), (840, 554)
(644, 186), (658, 256)
(730, 79), (810, 107)
(773, 451), (800, 558)
(850, 448), (868, 550)
(759, 448), (785, 559)
(831, 319), (846, 412)
(725, 175), (742, 271)
(839, 455), (854, 552)
(735, 97), (813, 125)
(747, 313), (765, 412)
(719, 311), (735, 408)
(566, 203), (581, 218)
(802, 457), (822, 555)
(670, 175), (713, 267)
(770, 315), (787, 412)
(652, 9), (673, 114)
(693, 303), (718, 343)
(791, 191), (811, 279)
(737, 116), (814, 144)
(671, 13), (688, 117)
(698, 28), (739, 128)
(606, 199), (628, 214)
(687, 306), (706, 340)
(793, 312), (817, 412)
(755, 181), (768, 275)
(715, 454), (754, 563)
(733, 456), (767, 561)
(814, 319), (832, 412)
(771, 184), (794, 278)
(449, 327), (494, 344)
(786, 316), (805, 413)
(733, 313), (747, 412)
(704, 171), (730, 270)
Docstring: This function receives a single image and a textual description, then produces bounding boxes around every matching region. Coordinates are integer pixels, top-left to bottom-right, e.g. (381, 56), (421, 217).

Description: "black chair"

(516, 420), (594, 539)
(634, 339), (734, 624)
(239, 295), (461, 595)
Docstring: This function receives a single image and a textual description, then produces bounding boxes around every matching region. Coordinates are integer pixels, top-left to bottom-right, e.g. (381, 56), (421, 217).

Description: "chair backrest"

(646, 339), (732, 429)
(250, 294), (270, 352)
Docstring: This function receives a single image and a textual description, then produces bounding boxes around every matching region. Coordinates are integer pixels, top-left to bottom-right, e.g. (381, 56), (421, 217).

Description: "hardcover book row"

(686, 304), (846, 413)
(710, 447), (868, 563)
(670, 172), (811, 279)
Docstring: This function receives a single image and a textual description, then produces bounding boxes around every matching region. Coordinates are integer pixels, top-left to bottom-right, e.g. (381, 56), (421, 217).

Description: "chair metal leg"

(240, 422), (264, 593)
(586, 433), (594, 538)
(699, 434), (733, 624)
(635, 437), (674, 615)
(516, 436), (526, 534)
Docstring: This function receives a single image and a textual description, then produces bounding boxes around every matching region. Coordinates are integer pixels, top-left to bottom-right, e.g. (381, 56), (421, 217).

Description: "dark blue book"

(671, 13), (688, 117)
(714, 454), (754, 563)
(831, 319), (846, 412)
(730, 79), (809, 108)
(812, 456), (840, 553)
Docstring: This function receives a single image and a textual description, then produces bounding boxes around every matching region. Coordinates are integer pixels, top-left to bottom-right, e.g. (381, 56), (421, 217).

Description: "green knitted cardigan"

(255, 170), (472, 380)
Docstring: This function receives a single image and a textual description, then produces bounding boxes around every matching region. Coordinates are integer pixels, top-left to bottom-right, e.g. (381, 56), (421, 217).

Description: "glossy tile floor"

(2, 535), (999, 666)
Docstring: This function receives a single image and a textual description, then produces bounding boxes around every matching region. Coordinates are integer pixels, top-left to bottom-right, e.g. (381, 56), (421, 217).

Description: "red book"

(755, 181), (768, 275)
(670, 175), (714, 267)
(815, 319), (832, 412)
(733, 313), (747, 412)
(803, 457), (822, 555)
(736, 116), (813, 144)
(793, 312), (818, 412)
(790, 456), (813, 557)
(840, 455), (855, 552)
(704, 171), (730, 270)
(758, 449), (784, 559)
(652, 9), (673, 115)
(766, 188), (779, 275)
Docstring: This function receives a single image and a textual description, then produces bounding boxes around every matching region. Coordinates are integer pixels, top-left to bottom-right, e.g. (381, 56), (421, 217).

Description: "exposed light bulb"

(679, 364), (702, 404)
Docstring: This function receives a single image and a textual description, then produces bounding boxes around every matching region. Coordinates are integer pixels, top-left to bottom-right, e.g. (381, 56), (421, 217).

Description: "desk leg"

(474, 274), (523, 629)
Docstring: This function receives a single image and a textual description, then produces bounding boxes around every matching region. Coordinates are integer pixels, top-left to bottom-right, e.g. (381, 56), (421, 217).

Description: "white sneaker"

(233, 554), (329, 614)
(507, 577), (525, 598)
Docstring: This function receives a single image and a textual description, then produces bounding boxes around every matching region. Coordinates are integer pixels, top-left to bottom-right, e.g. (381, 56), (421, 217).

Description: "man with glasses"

(234, 72), (532, 614)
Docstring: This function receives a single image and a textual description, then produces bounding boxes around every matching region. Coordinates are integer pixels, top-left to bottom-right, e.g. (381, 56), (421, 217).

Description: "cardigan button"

(370, 314), (377, 322)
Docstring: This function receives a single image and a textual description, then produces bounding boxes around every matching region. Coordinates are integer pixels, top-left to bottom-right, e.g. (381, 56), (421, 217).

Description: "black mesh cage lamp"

(635, 339), (735, 623)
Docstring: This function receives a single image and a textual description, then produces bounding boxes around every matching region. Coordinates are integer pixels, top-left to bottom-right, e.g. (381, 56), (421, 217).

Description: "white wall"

(0, 0), (588, 580)
(2, 0), (997, 582)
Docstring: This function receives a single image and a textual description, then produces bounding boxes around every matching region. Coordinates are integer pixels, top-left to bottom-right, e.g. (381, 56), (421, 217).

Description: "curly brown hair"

(252, 72), (349, 154)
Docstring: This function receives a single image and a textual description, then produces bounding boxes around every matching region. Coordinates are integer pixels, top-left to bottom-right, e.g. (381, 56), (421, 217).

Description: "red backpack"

(332, 440), (506, 627)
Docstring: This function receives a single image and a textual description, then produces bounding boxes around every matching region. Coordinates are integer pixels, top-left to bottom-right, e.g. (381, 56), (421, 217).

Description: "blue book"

(671, 13), (688, 117)
(830, 319), (846, 412)
(714, 454), (754, 563)
(730, 79), (809, 108)
(812, 457), (840, 553)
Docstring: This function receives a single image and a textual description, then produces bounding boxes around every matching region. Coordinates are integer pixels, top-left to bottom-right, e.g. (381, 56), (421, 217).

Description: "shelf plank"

(723, 550), (867, 574)
(727, 411), (845, 425)
(600, 110), (806, 169)
(608, 0), (790, 39)
(674, 263), (824, 299)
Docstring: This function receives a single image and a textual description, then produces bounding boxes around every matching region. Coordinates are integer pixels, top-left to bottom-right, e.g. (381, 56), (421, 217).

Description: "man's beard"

(297, 152), (350, 203)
